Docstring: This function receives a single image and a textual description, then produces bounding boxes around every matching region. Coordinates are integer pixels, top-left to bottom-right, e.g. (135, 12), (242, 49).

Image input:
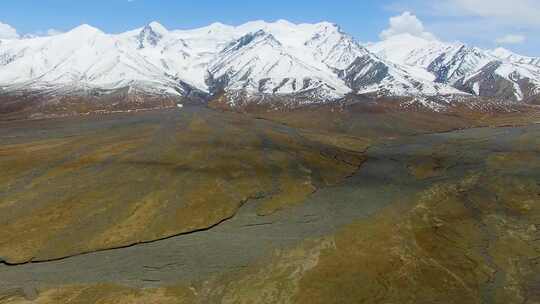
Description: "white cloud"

(496, 34), (526, 45)
(384, 0), (539, 55)
(0, 21), (19, 39)
(441, 0), (540, 26)
(380, 11), (437, 41)
(389, 0), (540, 27)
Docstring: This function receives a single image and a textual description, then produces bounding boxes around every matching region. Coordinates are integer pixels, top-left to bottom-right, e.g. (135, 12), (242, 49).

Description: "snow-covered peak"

(136, 22), (168, 48)
(67, 24), (104, 36)
(368, 33), (458, 67)
(208, 26), (350, 99)
(490, 47), (515, 59)
(369, 32), (540, 101)
(341, 53), (464, 98)
(147, 21), (168, 34)
(221, 30), (281, 53)
(202, 22), (233, 33)
(274, 19), (296, 27)
(370, 34), (489, 83)
(490, 47), (540, 67)
(1, 19), (539, 106)
(306, 31), (367, 70)
(208, 22), (227, 28)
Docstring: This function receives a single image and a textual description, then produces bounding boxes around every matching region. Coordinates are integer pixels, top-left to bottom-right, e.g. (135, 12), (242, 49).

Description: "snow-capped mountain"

(490, 48), (540, 67)
(0, 20), (467, 105)
(0, 20), (538, 110)
(0, 23), (199, 97)
(207, 29), (350, 100)
(340, 53), (462, 97)
(368, 34), (540, 102)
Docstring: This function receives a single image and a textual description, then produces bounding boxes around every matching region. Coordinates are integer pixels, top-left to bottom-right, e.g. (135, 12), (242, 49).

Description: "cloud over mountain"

(380, 12), (437, 41)
(496, 34), (526, 45)
(0, 21), (19, 39)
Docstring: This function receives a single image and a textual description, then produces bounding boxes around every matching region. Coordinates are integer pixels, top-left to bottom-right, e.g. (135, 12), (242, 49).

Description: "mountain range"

(1, 20), (539, 111)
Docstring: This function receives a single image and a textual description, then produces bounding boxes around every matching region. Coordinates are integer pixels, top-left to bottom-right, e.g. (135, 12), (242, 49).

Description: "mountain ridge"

(368, 33), (540, 102)
(1, 20), (539, 112)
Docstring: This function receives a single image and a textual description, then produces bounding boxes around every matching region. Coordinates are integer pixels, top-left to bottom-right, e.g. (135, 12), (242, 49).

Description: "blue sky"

(0, 0), (538, 56)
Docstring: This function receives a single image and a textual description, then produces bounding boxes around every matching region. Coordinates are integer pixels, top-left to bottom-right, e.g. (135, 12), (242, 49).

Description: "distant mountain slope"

(368, 34), (540, 102)
(0, 20), (539, 110)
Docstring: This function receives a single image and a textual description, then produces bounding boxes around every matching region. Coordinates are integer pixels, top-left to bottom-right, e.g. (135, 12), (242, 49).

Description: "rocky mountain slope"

(0, 20), (539, 111)
(368, 33), (540, 102)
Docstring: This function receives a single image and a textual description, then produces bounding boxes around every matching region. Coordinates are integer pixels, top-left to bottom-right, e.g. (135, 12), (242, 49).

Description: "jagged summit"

(137, 22), (168, 48)
(368, 33), (540, 101)
(222, 30), (281, 52)
(0, 20), (539, 109)
(490, 47), (540, 67)
(147, 21), (168, 33)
